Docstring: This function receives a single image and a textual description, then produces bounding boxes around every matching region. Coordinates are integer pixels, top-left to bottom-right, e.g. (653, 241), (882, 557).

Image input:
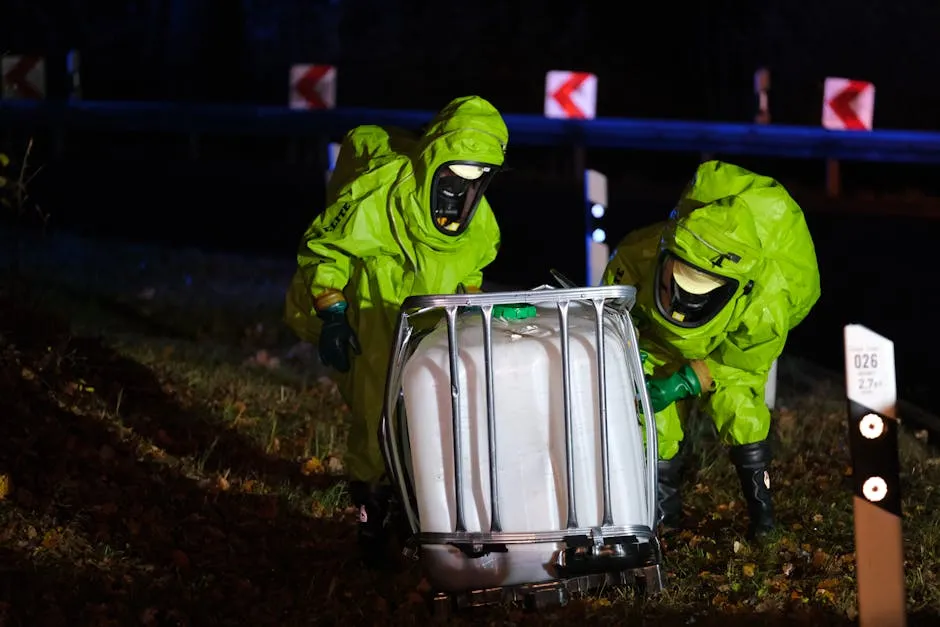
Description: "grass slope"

(0, 230), (937, 626)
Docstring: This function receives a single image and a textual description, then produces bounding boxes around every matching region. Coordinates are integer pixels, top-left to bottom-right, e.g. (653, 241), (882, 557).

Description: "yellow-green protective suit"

(603, 161), (821, 460)
(285, 96), (508, 484)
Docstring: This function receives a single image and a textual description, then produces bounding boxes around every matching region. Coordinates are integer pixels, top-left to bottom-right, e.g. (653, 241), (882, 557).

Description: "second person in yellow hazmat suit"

(284, 96), (508, 563)
(603, 160), (821, 539)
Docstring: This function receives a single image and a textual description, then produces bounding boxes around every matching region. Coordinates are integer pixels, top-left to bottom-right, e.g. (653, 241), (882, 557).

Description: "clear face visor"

(655, 252), (739, 328)
(430, 162), (496, 236)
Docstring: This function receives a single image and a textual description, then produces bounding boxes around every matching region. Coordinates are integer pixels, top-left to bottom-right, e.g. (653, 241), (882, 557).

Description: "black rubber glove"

(317, 302), (361, 373)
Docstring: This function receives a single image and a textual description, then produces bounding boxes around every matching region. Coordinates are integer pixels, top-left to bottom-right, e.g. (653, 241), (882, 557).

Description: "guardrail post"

(826, 158), (841, 198)
(286, 137), (298, 165)
(188, 133), (200, 161)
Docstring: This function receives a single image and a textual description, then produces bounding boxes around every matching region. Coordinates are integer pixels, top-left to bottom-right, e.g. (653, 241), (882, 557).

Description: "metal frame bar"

(557, 300), (578, 529)
(480, 305), (501, 532)
(420, 524), (655, 545)
(379, 284), (659, 547)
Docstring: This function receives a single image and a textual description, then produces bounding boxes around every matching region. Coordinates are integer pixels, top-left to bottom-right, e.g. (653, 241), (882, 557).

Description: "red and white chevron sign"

(1, 54), (46, 100)
(289, 64), (336, 110)
(822, 77), (875, 131)
(544, 70), (598, 120)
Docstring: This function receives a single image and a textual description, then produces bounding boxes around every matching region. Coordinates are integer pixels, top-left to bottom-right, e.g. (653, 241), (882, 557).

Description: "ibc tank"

(400, 300), (650, 591)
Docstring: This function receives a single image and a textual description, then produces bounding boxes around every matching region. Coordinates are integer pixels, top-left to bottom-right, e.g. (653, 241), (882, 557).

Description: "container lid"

(493, 303), (537, 321)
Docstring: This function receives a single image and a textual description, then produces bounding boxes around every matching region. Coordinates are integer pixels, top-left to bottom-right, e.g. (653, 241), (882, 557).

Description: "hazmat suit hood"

(404, 96), (508, 247)
(286, 109), (504, 483)
(650, 161), (821, 358)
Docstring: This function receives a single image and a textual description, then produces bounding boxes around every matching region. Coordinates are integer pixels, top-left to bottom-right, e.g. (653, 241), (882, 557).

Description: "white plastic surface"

(401, 302), (650, 590)
(765, 359), (778, 410)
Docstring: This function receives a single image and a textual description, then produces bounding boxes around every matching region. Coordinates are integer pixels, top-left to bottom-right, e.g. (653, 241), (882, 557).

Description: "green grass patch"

(0, 233), (937, 625)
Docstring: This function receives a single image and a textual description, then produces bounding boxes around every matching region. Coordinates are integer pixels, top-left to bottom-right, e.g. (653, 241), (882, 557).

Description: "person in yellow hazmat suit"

(603, 160), (821, 540)
(285, 95), (507, 564)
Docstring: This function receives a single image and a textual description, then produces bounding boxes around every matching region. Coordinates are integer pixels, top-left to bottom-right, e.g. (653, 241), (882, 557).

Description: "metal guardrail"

(4, 99), (940, 163)
(379, 284), (659, 550)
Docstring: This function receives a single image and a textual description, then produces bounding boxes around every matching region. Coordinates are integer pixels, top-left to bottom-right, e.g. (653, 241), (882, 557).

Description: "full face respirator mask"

(655, 252), (740, 328)
(430, 162), (495, 236)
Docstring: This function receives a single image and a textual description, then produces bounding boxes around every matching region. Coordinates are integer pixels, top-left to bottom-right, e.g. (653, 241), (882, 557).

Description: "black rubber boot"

(348, 481), (395, 569)
(657, 456), (684, 530)
(730, 440), (775, 540)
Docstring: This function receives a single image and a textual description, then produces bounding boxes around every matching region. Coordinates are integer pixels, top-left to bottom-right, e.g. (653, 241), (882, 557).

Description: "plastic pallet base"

(428, 564), (664, 619)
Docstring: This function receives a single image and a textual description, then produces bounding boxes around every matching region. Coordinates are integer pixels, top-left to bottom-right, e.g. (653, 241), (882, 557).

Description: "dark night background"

(1, 1), (938, 410)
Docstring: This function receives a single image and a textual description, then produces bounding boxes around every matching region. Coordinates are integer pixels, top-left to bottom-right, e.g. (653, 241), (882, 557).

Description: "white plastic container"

(401, 301), (650, 592)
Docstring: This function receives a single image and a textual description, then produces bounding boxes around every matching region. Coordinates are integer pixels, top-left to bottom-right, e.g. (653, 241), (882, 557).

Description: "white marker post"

(764, 358), (778, 410)
(822, 78), (876, 198)
(0, 54), (46, 100)
(754, 68), (770, 124)
(55, 50), (82, 159)
(287, 64), (338, 166)
(543, 70), (597, 183)
(584, 169), (609, 286)
(66, 50), (81, 101)
(843, 324), (905, 627)
(753, 68), (777, 404)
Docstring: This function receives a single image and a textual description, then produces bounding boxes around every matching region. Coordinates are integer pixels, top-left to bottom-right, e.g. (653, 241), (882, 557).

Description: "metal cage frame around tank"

(378, 284), (659, 551)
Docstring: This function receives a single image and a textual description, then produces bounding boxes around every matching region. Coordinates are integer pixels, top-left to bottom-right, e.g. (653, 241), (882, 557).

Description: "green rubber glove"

(316, 301), (361, 373)
(645, 364), (702, 413)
